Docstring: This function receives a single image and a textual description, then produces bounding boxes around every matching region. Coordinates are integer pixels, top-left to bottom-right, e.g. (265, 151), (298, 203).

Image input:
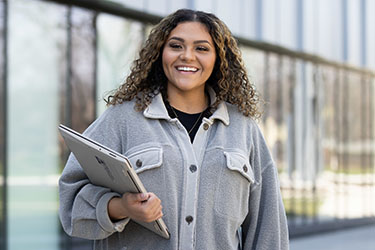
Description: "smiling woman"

(59, 8), (289, 250)
(162, 22), (216, 113)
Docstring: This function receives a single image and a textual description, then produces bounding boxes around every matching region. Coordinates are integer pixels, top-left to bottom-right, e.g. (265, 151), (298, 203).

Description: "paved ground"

(290, 224), (375, 250)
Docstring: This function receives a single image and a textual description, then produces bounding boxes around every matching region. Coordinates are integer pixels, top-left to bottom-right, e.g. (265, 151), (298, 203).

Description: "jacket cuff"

(96, 192), (130, 233)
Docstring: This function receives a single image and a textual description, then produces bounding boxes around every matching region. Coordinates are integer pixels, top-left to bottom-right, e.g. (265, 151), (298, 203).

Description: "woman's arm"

(59, 106), (130, 239)
(241, 124), (289, 250)
(59, 153), (128, 240)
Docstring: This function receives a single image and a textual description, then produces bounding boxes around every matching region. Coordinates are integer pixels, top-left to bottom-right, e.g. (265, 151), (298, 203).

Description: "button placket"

(176, 141), (201, 250)
(181, 161), (199, 248)
(178, 118), (212, 250)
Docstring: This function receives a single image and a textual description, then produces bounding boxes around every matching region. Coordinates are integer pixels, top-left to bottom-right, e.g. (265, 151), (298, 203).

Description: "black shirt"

(164, 100), (210, 143)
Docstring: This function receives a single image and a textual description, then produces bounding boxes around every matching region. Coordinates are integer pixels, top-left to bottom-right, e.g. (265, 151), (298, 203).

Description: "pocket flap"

(224, 151), (254, 183)
(127, 146), (163, 174)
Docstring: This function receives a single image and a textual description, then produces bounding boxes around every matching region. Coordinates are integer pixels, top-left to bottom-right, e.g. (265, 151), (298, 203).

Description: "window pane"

(7, 1), (67, 249)
(97, 14), (143, 115)
(69, 7), (97, 133)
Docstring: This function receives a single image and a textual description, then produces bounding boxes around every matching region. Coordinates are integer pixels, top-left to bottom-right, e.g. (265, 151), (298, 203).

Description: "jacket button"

(185, 216), (193, 225)
(243, 165), (248, 173)
(189, 164), (197, 173)
(136, 159), (142, 167)
(203, 123), (209, 130)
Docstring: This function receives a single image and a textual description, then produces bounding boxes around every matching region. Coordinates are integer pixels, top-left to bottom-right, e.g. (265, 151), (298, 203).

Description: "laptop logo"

(95, 156), (115, 181)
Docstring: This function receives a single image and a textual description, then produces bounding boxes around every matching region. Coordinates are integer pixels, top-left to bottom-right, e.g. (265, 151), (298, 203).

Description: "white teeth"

(177, 66), (198, 72)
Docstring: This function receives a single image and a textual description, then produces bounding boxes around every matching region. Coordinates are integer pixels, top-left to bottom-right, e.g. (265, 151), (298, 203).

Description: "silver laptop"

(58, 124), (170, 239)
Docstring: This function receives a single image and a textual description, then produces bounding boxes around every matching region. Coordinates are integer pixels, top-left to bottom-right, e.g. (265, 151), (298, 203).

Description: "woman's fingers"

(122, 192), (163, 222)
(139, 193), (163, 222)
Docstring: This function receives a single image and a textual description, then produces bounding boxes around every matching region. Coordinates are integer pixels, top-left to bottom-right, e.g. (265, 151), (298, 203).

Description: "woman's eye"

(196, 46), (209, 52)
(169, 43), (182, 49)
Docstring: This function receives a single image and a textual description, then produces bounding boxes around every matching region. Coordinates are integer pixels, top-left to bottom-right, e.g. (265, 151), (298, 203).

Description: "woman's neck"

(167, 89), (208, 114)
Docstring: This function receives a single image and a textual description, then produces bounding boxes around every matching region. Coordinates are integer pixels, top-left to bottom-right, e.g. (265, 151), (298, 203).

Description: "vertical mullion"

(59, 5), (73, 250)
(360, 74), (366, 216)
(262, 52), (270, 135)
(276, 55), (283, 167)
(66, 6), (73, 128)
(342, 70), (349, 219)
(275, 54), (284, 222)
(367, 75), (373, 217)
(342, 0), (348, 62)
(0, 0), (8, 249)
(289, 58), (297, 228)
(368, 76), (372, 217)
(92, 12), (98, 119)
(312, 64), (319, 225)
(370, 77), (375, 217)
(301, 62), (307, 225)
(255, 0), (263, 40)
(360, 0), (367, 67)
(70, 7), (96, 132)
(334, 67), (341, 220)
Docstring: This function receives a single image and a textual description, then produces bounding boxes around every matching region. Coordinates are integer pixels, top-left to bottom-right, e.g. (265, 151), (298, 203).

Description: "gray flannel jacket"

(59, 89), (289, 250)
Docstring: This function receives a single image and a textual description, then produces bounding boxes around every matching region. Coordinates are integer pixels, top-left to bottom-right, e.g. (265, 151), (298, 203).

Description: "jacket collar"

(143, 87), (230, 126)
(206, 87), (230, 126)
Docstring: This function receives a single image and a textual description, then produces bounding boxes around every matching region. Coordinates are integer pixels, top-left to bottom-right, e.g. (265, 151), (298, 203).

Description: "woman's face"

(162, 21), (216, 97)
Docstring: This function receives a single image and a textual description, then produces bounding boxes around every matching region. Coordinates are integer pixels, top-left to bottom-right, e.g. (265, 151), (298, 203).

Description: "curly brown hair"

(106, 9), (261, 118)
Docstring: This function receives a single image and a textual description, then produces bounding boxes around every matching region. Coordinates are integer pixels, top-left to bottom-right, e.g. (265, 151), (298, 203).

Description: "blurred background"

(0, 0), (374, 249)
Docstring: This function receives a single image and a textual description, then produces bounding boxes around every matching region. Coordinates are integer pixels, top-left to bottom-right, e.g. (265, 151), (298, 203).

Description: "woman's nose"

(180, 48), (195, 61)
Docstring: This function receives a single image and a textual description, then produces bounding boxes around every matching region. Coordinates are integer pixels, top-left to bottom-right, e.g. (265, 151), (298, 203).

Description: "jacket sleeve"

(58, 107), (130, 240)
(241, 123), (289, 250)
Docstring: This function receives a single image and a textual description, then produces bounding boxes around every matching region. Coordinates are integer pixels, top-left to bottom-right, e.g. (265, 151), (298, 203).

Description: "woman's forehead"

(167, 21), (213, 43)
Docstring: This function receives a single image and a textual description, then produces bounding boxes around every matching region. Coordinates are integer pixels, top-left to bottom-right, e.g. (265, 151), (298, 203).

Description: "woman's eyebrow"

(194, 40), (211, 45)
(168, 36), (184, 42)
(168, 36), (212, 45)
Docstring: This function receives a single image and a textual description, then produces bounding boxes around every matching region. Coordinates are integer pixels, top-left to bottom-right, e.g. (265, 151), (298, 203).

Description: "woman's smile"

(175, 65), (199, 73)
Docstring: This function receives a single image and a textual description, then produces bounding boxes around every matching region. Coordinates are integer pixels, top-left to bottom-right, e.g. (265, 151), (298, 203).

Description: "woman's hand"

(108, 192), (163, 223)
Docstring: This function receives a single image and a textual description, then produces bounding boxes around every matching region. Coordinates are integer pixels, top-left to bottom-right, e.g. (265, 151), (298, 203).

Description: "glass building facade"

(0, 0), (374, 249)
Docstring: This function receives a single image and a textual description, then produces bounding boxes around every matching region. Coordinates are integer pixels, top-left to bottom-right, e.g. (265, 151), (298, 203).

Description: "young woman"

(59, 9), (289, 250)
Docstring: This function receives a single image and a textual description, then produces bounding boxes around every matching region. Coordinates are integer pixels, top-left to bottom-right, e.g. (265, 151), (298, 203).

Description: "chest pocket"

(224, 151), (254, 183)
(126, 145), (165, 197)
(127, 146), (163, 174)
(214, 150), (254, 221)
